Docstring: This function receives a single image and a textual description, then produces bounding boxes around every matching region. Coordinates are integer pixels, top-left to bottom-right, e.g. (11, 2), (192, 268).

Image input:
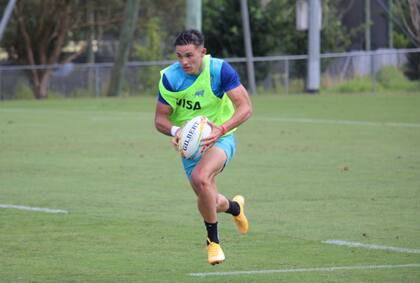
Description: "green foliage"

(202, 0), (352, 89)
(324, 76), (373, 93)
(134, 18), (167, 95)
(203, 0), (351, 58)
(376, 66), (420, 91)
(323, 66), (419, 94)
(135, 18), (165, 60)
(67, 88), (94, 98)
(288, 78), (305, 93)
(393, 32), (411, 49)
(14, 79), (33, 99)
(390, 0), (420, 79)
(135, 0), (185, 56)
(321, 0), (352, 53)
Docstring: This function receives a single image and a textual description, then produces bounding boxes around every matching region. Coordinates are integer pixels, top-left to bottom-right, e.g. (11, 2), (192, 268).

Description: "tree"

(395, 0), (420, 47)
(394, 0), (420, 79)
(1, 0), (125, 99)
(202, 0), (351, 58)
(131, 0), (184, 95)
(107, 0), (140, 97)
(202, 0), (351, 88)
(134, 17), (170, 94)
(134, 0), (185, 59)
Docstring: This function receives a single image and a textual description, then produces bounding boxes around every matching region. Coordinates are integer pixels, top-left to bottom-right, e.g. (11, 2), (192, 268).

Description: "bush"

(323, 76), (374, 93)
(322, 66), (420, 94)
(14, 79), (34, 99)
(376, 66), (419, 92)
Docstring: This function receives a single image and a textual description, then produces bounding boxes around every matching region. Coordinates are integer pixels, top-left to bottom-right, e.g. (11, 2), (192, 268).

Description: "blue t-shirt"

(158, 57), (240, 105)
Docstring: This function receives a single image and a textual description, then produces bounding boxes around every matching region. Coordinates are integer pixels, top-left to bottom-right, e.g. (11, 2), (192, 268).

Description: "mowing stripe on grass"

(189, 263), (420, 277)
(91, 115), (420, 128)
(255, 117), (420, 128)
(3, 108), (420, 128)
(0, 204), (68, 214)
(0, 108), (150, 118)
(323, 240), (420, 254)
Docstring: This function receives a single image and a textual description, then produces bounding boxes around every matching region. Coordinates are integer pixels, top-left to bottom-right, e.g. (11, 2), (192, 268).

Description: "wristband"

(220, 124), (228, 135)
(170, 126), (180, 137)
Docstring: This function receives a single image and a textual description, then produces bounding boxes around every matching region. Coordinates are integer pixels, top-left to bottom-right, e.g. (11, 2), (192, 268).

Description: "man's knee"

(191, 168), (211, 193)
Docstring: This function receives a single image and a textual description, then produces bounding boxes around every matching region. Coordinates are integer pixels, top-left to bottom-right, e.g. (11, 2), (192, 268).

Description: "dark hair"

(174, 29), (204, 47)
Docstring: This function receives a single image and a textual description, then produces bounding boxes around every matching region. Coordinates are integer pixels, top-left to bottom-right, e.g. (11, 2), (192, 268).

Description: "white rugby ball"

(178, 116), (212, 159)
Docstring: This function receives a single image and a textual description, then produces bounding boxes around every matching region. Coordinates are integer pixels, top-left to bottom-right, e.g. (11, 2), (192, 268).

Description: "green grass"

(1, 94), (420, 282)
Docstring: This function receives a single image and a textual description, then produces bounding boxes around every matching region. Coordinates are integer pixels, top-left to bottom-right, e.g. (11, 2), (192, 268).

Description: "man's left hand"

(200, 121), (224, 153)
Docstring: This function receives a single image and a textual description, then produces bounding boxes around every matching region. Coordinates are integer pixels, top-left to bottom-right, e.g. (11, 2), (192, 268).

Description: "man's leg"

(187, 134), (247, 264)
(190, 146), (226, 234)
(190, 146), (227, 265)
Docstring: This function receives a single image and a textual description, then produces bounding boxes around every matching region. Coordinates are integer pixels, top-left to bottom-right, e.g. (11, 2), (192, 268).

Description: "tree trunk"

(32, 70), (51, 99)
(418, 60), (420, 79)
(108, 0), (140, 97)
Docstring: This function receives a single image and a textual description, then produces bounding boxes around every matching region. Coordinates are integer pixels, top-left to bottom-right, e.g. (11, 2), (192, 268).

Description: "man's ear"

(201, 47), (207, 56)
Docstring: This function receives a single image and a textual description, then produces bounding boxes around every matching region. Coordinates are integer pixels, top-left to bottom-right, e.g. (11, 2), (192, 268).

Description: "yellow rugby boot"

(207, 240), (225, 265)
(232, 195), (249, 234)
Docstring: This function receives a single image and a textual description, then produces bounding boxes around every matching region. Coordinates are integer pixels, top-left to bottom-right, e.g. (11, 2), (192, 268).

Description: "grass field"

(1, 94), (420, 282)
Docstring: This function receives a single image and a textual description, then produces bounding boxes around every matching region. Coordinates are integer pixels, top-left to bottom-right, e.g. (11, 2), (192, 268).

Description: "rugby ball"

(178, 116), (212, 159)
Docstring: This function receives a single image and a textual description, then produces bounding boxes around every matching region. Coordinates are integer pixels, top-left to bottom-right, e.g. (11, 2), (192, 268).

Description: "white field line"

(255, 117), (420, 128)
(189, 263), (420, 277)
(0, 204), (68, 214)
(323, 240), (420, 254)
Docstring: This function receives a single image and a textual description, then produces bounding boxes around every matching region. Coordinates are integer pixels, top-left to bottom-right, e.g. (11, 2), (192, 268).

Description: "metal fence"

(0, 48), (419, 100)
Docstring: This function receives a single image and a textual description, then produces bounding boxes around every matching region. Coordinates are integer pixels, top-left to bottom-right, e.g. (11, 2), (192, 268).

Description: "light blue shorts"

(181, 133), (236, 180)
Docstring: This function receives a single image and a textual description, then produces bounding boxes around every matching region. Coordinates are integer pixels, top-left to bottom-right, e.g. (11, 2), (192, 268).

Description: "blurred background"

(0, 0), (418, 100)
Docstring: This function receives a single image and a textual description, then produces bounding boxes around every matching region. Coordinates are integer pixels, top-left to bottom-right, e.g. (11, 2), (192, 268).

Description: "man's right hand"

(171, 128), (181, 151)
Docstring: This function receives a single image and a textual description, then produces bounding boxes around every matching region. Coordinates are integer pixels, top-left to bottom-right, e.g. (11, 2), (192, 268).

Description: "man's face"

(175, 44), (206, 75)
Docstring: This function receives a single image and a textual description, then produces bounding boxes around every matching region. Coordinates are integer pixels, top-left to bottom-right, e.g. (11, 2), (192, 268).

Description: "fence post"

(285, 59), (289, 95)
(306, 0), (321, 93)
(371, 51), (376, 94)
(95, 65), (100, 98)
(0, 69), (2, 100)
(240, 0), (257, 95)
(0, 70), (5, 100)
(186, 0), (202, 31)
